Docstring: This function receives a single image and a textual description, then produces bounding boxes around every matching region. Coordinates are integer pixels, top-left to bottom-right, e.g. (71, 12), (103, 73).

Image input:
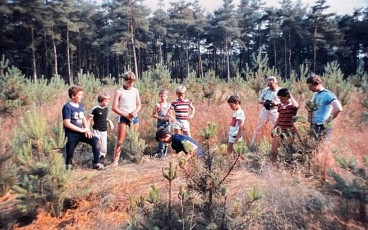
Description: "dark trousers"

(312, 124), (332, 141)
(156, 121), (170, 156)
(65, 132), (100, 165)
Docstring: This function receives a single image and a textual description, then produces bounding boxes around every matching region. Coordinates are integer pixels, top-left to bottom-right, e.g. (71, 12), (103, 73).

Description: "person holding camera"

(250, 76), (281, 145)
(306, 75), (343, 140)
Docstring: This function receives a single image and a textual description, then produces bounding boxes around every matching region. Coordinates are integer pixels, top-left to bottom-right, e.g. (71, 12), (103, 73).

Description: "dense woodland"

(1, 0), (368, 83)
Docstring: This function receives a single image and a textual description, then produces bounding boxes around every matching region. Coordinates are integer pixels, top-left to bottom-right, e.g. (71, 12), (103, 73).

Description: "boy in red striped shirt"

(270, 88), (299, 163)
(168, 86), (195, 137)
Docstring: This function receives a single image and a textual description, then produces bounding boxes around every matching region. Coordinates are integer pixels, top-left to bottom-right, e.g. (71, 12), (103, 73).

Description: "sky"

(141, 0), (368, 15)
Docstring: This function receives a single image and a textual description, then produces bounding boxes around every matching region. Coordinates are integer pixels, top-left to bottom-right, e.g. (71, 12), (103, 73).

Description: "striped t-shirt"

(276, 103), (298, 132)
(171, 99), (193, 120)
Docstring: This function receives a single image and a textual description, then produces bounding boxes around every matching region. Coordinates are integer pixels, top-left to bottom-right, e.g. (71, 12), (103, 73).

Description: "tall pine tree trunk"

(52, 28), (58, 77)
(197, 39), (203, 78)
(131, 23), (138, 78)
(31, 26), (37, 83)
(288, 30), (292, 79)
(313, 25), (317, 73)
(67, 30), (73, 85)
(284, 38), (287, 78)
(225, 35), (230, 81)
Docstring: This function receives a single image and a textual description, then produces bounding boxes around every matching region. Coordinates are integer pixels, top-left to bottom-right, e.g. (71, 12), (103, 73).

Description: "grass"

(1, 84), (368, 229)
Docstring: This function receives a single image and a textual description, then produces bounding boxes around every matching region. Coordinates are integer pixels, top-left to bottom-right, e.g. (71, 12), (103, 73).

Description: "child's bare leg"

(270, 136), (280, 163)
(132, 122), (139, 131)
(174, 129), (181, 134)
(113, 123), (127, 164)
(227, 142), (233, 155)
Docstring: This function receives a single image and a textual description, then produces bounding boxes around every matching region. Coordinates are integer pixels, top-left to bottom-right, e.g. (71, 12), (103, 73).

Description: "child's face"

(228, 102), (239, 111)
(160, 134), (172, 143)
(176, 92), (185, 101)
(100, 98), (110, 107)
(72, 91), (84, 103)
(159, 93), (168, 102)
(124, 79), (135, 89)
(278, 95), (290, 104)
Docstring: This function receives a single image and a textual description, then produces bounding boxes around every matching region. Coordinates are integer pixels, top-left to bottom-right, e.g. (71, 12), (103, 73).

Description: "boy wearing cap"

(250, 76), (281, 145)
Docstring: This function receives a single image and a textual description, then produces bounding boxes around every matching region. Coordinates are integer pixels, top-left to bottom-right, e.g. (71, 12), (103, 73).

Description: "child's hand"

(83, 129), (94, 138)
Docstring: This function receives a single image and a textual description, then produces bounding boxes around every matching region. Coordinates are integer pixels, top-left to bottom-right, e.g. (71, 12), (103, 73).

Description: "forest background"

(1, 0), (368, 83)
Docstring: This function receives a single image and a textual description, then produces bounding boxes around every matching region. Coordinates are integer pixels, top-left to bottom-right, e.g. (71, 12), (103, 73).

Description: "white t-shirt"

(229, 108), (245, 136)
(118, 87), (139, 113)
(258, 87), (280, 102)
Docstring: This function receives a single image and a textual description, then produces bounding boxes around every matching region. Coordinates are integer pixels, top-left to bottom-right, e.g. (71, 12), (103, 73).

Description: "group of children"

(62, 71), (298, 170)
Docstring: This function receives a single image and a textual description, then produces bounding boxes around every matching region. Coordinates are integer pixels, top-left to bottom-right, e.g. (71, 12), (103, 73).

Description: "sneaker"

(66, 164), (73, 170)
(93, 163), (105, 170)
(111, 161), (118, 166)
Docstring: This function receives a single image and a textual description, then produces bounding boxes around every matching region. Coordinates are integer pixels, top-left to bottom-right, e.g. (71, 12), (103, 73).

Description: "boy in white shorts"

(227, 95), (245, 154)
(168, 86), (195, 137)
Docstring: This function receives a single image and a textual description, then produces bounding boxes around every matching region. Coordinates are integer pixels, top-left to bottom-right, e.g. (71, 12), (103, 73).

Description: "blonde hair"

(176, 86), (186, 94)
(159, 88), (168, 95)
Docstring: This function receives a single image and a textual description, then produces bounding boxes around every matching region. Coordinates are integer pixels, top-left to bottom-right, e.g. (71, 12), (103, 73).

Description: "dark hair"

(277, 88), (290, 97)
(68, 85), (84, 99)
(227, 95), (241, 104)
(306, 75), (322, 85)
(123, 71), (136, 81)
(155, 128), (171, 141)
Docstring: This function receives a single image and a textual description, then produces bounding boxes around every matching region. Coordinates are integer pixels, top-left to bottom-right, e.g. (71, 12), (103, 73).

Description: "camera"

(263, 100), (272, 110)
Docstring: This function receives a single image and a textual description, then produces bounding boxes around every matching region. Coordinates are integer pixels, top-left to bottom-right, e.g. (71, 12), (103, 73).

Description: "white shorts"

(173, 119), (190, 132)
(92, 129), (108, 157)
(228, 135), (243, 144)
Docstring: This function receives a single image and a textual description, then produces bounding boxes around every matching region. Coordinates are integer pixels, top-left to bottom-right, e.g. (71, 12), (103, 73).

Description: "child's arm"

(63, 118), (90, 134)
(112, 90), (129, 118)
(152, 104), (170, 121)
(131, 91), (141, 117)
(87, 109), (94, 126)
(188, 103), (195, 119)
(167, 106), (175, 121)
(234, 119), (243, 143)
(289, 93), (299, 108)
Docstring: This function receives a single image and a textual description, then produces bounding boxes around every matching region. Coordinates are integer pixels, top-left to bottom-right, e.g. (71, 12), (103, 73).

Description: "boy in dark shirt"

(88, 92), (114, 160)
(62, 86), (104, 170)
(155, 128), (204, 160)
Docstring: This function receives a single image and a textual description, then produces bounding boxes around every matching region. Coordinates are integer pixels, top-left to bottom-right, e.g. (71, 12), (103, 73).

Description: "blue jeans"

(119, 116), (139, 126)
(65, 131), (100, 166)
(156, 121), (170, 156)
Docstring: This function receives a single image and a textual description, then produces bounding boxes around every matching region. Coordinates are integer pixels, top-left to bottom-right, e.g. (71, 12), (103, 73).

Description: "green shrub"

(0, 66), (28, 112)
(122, 128), (147, 163)
(323, 61), (352, 106)
(23, 75), (66, 106)
(7, 108), (71, 224)
(327, 154), (368, 222)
